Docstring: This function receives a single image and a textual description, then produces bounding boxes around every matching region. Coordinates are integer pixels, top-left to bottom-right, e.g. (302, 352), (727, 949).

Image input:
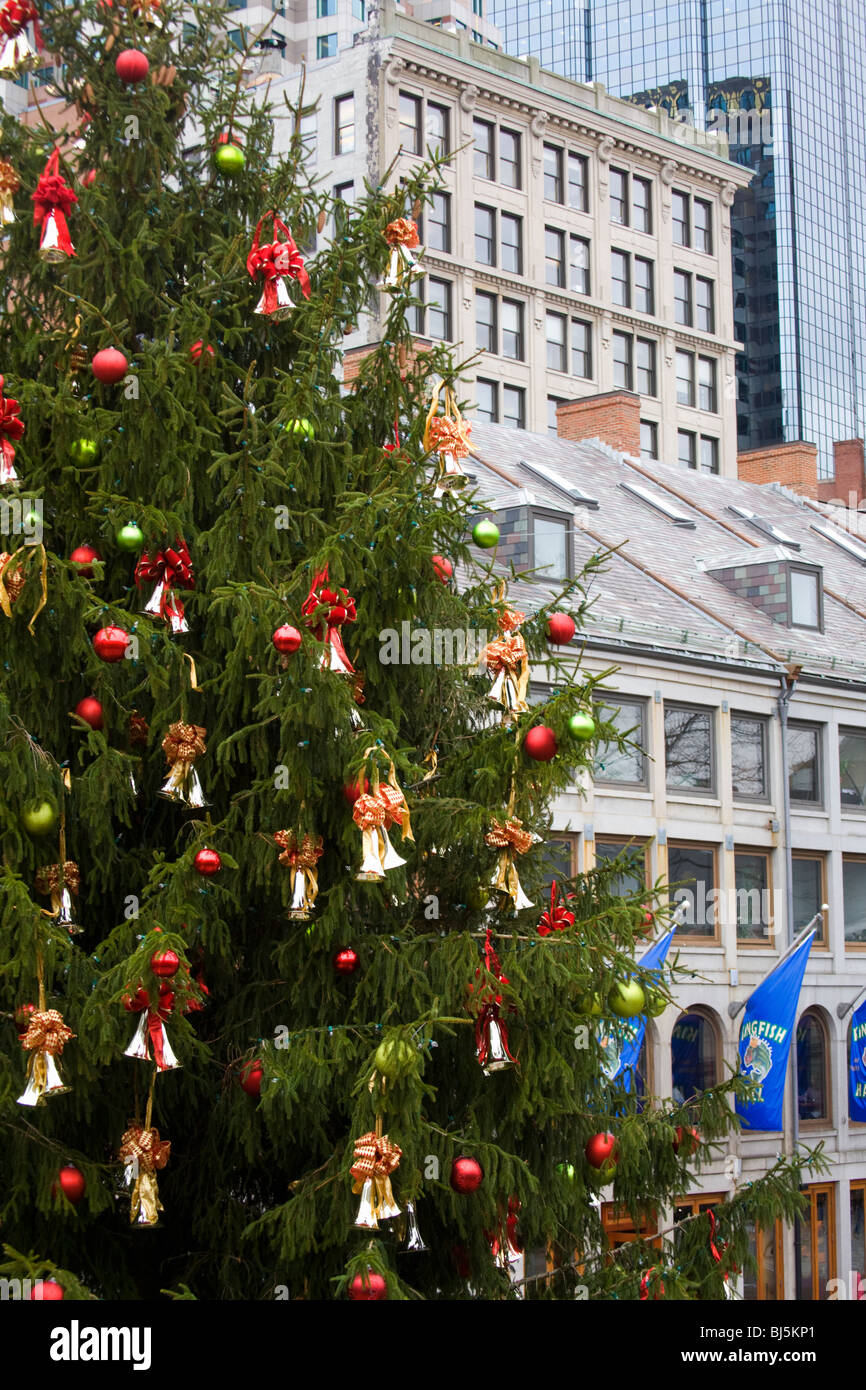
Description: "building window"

(634, 256), (654, 314)
(545, 226), (565, 287)
(797, 1011), (829, 1123)
(675, 349), (695, 406)
(499, 128), (521, 188)
(840, 729), (866, 809)
(317, 0), (335, 14)
(632, 175), (652, 233)
(333, 180), (354, 204)
(569, 235), (590, 294)
(475, 378), (498, 422)
(696, 276), (715, 332)
(543, 143), (563, 202)
(843, 857), (866, 945)
(731, 714), (768, 799)
(635, 338), (657, 396)
(612, 330), (633, 390)
(736, 850), (772, 942)
(592, 695), (648, 786)
(475, 291), (497, 353)
(611, 249), (630, 307)
(595, 838), (649, 897)
(532, 510), (571, 579)
(502, 384), (525, 430)
(795, 1185), (836, 1300)
(500, 212), (523, 275)
(789, 566), (822, 630)
(427, 191), (451, 253)
(542, 834), (576, 887)
(426, 277), (452, 339)
(674, 269), (693, 326)
(698, 356), (717, 411)
(351, 0), (365, 18)
(640, 420), (658, 460)
(501, 299), (524, 359)
(568, 151), (589, 211)
(571, 318), (593, 379)
(398, 92), (421, 154)
(610, 167), (628, 224)
(300, 111), (317, 161)
(678, 430), (696, 469)
(548, 396), (565, 437)
(665, 703), (714, 793)
(672, 189), (690, 246)
(694, 197), (713, 253)
(426, 101), (450, 156)
(700, 436), (719, 473)
(744, 1220), (784, 1300)
(788, 723), (822, 804)
(317, 32), (337, 58)
(474, 203), (496, 265)
(668, 846), (718, 938)
(792, 853), (827, 942)
(334, 94), (354, 154)
(546, 311), (567, 372)
(672, 1009), (720, 1094)
(474, 118), (495, 179)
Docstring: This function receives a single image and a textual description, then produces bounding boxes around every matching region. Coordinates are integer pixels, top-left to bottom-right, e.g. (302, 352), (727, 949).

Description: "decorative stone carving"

(459, 84), (478, 112)
(530, 111), (548, 137)
(597, 136), (614, 162)
(660, 159), (677, 185)
(383, 57), (404, 87)
(721, 181), (736, 207)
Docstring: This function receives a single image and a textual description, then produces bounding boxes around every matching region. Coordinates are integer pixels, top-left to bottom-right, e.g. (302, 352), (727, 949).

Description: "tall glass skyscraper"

(491, 0), (866, 476)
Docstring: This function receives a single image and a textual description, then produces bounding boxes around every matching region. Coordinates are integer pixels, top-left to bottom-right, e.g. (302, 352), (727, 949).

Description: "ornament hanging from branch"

(480, 599), (529, 719)
(0, 551), (25, 606)
(118, 1120), (170, 1227)
(0, 156), (20, 224)
(123, 984), (180, 1071)
(350, 1122), (402, 1229)
(471, 926), (517, 1074)
(351, 748), (413, 881)
(379, 216), (422, 290)
(301, 566), (357, 675)
(17, 1008), (74, 1106)
(134, 539), (194, 634)
(159, 721), (207, 808)
(0, 375), (24, 486)
(536, 880), (575, 936)
(273, 830), (323, 921)
(32, 149), (77, 263)
(0, 0), (42, 77)
(35, 861), (81, 935)
(423, 382), (474, 496)
(485, 812), (535, 913)
(246, 211), (311, 322)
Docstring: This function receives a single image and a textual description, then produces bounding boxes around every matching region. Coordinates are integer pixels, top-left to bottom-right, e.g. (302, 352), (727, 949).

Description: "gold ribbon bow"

(160, 721), (207, 806)
(423, 383), (474, 493)
(479, 629), (529, 716)
(384, 217), (419, 248)
(21, 1008), (75, 1055)
(35, 861), (80, 896)
(118, 1123), (171, 1227)
(485, 817), (535, 912)
(274, 831), (323, 920)
(351, 1129), (402, 1226)
(0, 157), (19, 224)
(0, 544), (48, 632)
(381, 218), (421, 289)
(17, 1008), (75, 1106)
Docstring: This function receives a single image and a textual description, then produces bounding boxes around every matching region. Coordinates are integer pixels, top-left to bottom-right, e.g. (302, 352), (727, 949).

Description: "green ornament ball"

(116, 523), (144, 553)
(373, 1037), (417, 1079)
(214, 143), (245, 175)
(466, 885), (490, 911)
(556, 1162), (576, 1182)
(285, 418), (314, 439)
(21, 799), (59, 837)
(645, 990), (667, 1018)
(588, 1162), (618, 1188)
(608, 979), (646, 1018)
(576, 992), (603, 1018)
(569, 711), (596, 741)
(472, 519), (500, 549)
(69, 438), (99, 464)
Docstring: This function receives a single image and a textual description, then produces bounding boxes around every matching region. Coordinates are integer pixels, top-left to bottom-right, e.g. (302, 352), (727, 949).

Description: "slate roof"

(460, 423), (866, 685)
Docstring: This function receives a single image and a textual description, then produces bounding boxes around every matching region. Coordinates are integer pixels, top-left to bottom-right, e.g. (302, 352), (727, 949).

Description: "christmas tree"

(0, 0), (822, 1302)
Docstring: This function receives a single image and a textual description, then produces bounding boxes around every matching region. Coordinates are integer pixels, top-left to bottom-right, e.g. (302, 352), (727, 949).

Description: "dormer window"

(533, 508), (572, 580)
(474, 504), (572, 581)
(789, 565), (822, 630)
(706, 549), (824, 633)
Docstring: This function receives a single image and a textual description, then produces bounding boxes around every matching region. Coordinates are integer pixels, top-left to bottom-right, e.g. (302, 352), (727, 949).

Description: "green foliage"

(0, 0), (817, 1301)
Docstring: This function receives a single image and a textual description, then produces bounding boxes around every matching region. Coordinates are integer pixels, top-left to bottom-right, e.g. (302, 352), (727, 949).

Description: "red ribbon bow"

(0, 0), (41, 40)
(301, 565), (356, 673)
(135, 539), (194, 625)
(537, 881), (575, 937)
(32, 150), (77, 256)
(247, 212), (311, 313)
(0, 375), (23, 478)
(126, 985), (175, 1071)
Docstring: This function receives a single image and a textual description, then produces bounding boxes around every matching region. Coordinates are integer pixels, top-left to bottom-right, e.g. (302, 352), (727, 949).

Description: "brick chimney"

(737, 441), (817, 495)
(343, 338), (433, 388)
(816, 439), (866, 506)
(556, 390), (641, 456)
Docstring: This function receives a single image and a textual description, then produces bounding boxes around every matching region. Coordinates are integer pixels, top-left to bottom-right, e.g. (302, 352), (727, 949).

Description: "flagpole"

(836, 981), (866, 1020)
(726, 914), (823, 1020)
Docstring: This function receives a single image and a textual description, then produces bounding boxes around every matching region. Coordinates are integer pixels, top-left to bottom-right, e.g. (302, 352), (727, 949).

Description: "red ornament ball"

(30, 1280), (64, 1301)
(342, 778), (370, 804)
(91, 348), (129, 384)
(82, 168), (97, 189)
(585, 1132), (619, 1169)
(93, 625), (129, 663)
(189, 340), (215, 362)
(348, 1270), (387, 1301)
(115, 48), (150, 83)
(431, 554), (453, 584)
(194, 847), (221, 877)
(333, 947), (359, 975)
(15, 1001), (36, 1031)
(240, 1060), (263, 1098)
(523, 725), (558, 762)
(673, 1125), (701, 1157)
(450, 1156), (484, 1193)
(74, 696), (104, 731)
(56, 1164), (86, 1205)
(272, 623), (302, 654)
(151, 949), (179, 979)
(70, 543), (100, 577)
(547, 612), (576, 645)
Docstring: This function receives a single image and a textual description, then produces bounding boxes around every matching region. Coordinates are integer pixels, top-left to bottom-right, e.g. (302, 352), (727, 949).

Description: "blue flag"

(849, 998), (866, 1123)
(735, 931), (815, 1130)
(602, 928), (676, 1091)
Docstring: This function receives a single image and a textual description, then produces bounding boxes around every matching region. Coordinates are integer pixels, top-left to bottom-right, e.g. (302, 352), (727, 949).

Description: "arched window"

(797, 1010), (829, 1123)
(671, 1009), (719, 1102)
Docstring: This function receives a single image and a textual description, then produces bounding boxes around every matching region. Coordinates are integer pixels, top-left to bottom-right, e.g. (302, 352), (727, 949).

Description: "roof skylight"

(620, 481), (696, 527)
(810, 522), (866, 565)
(521, 458), (599, 510)
(727, 505), (800, 549)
